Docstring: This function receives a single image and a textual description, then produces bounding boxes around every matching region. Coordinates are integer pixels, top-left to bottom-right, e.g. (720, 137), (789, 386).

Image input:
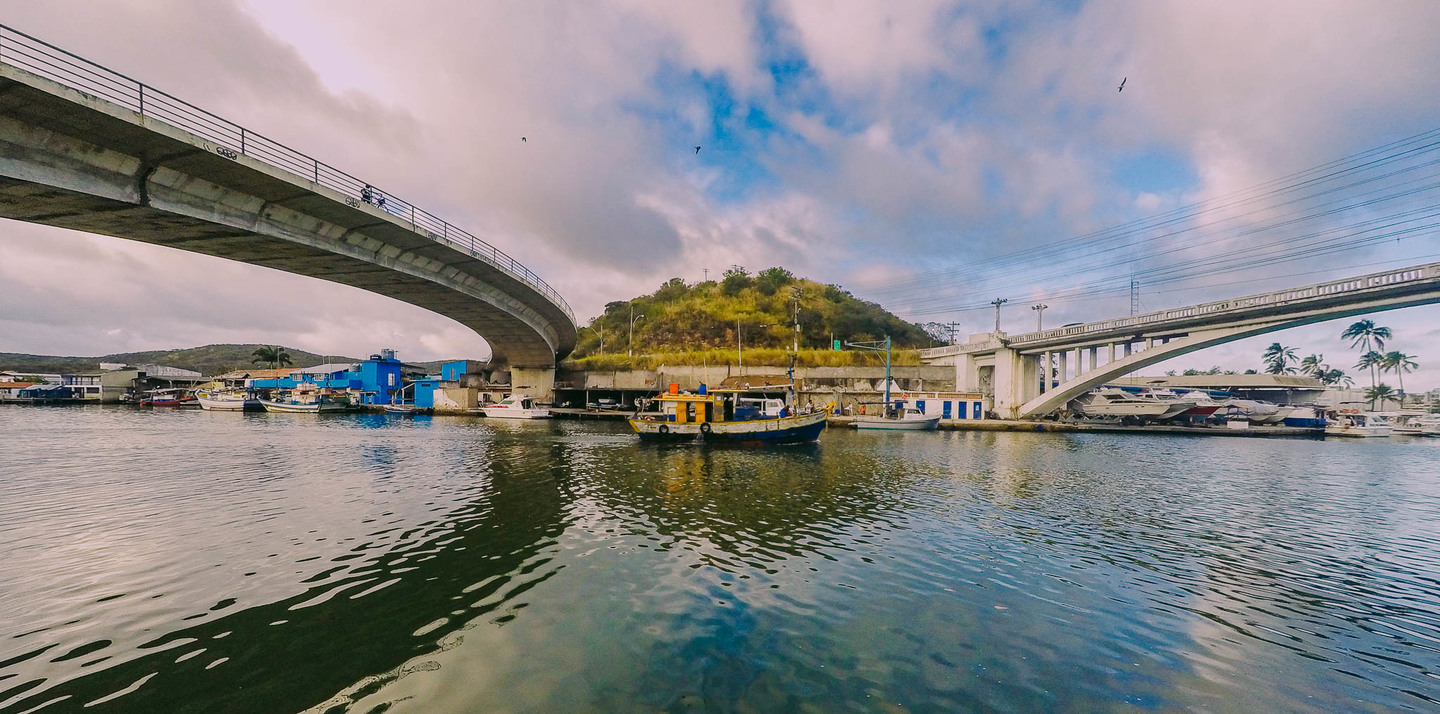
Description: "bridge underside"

(1002, 291), (1440, 418)
(0, 66), (574, 367)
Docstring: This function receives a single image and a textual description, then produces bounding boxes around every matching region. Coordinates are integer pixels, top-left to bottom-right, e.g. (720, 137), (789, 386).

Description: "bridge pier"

(509, 367), (556, 403)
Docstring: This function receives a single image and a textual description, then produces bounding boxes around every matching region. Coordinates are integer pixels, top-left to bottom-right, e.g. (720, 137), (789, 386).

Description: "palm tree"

(1364, 383), (1397, 410)
(251, 345), (293, 369)
(1262, 342), (1297, 374)
(1341, 320), (1392, 388)
(1319, 368), (1353, 388)
(1298, 353), (1328, 378)
(1355, 350), (1384, 387)
(1380, 351), (1418, 396)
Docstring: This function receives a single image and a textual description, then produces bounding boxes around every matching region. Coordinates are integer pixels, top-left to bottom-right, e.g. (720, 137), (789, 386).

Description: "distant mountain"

(574, 267), (931, 357)
(0, 344), (361, 377)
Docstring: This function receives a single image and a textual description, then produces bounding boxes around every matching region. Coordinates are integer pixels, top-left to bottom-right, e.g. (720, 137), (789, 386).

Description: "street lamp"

(628, 305), (645, 357)
(1031, 303), (1048, 332)
(581, 326), (604, 353)
(738, 319), (770, 374)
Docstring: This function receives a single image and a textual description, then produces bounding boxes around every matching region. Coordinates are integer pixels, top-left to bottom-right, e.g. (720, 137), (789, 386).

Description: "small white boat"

(853, 407), (940, 431)
(1324, 412), (1393, 438)
(383, 403), (425, 416)
(481, 394), (551, 419)
(196, 389), (261, 411)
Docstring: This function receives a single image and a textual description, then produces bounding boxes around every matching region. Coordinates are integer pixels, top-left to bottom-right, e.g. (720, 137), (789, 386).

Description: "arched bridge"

(0, 24), (576, 369)
(921, 262), (1440, 419)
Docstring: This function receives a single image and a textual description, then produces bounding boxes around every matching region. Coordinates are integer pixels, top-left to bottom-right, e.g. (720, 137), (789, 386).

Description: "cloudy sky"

(2, 1), (1440, 387)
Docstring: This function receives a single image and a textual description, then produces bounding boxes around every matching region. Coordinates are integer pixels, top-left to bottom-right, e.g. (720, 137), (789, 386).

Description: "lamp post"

(581, 326), (604, 353)
(1031, 303), (1048, 332)
(628, 306), (645, 357)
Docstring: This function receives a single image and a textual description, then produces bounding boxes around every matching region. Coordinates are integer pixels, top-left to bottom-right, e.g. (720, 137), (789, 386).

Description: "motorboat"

(1324, 412), (1393, 438)
(259, 388), (349, 413)
(196, 388), (262, 411)
(1175, 390), (1224, 418)
(1385, 411), (1436, 435)
(141, 387), (196, 407)
(629, 384), (829, 444)
(481, 394), (551, 419)
(1072, 388), (1194, 422)
(854, 407), (940, 431)
(1217, 398), (1283, 424)
(383, 402), (427, 416)
(1281, 406), (1327, 428)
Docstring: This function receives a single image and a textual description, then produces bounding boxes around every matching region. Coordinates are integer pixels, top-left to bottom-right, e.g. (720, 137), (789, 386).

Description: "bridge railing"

(0, 23), (574, 325)
(1009, 264), (1438, 346)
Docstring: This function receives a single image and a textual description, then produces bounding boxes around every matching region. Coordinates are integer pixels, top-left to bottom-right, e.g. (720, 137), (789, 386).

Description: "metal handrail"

(0, 23), (574, 324)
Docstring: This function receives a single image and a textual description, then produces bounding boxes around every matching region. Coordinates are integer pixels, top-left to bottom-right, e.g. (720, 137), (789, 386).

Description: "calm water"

(1, 407), (1438, 713)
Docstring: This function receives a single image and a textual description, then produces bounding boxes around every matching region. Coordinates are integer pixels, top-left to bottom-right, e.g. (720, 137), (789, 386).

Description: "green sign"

(833, 339), (841, 351)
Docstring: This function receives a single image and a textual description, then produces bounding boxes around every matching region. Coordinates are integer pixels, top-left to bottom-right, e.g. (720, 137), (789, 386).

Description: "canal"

(1, 406), (1436, 712)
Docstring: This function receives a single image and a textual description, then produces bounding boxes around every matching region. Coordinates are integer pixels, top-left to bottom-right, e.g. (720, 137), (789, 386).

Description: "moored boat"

(1324, 412), (1393, 437)
(141, 387), (197, 407)
(259, 388), (348, 413)
(383, 402), (427, 416)
(196, 388), (262, 411)
(480, 394), (551, 419)
(1282, 406), (1327, 428)
(854, 407), (940, 431)
(628, 384), (829, 444)
(1072, 388), (1194, 422)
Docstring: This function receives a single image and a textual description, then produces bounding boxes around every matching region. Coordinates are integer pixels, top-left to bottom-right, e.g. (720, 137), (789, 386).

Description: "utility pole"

(1031, 303), (1048, 332)
(703, 268), (709, 282)
(990, 298), (1008, 334)
(1130, 279), (1140, 316)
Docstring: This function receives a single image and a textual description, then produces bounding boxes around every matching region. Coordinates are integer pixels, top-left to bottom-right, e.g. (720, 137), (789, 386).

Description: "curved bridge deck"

(0, 23), (575, 366)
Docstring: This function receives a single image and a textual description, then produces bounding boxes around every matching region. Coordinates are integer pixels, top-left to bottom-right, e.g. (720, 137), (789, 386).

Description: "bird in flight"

(694, 145), (701, 154)
(1117, 77), (1126, 92)
(521, 137), (526, 142)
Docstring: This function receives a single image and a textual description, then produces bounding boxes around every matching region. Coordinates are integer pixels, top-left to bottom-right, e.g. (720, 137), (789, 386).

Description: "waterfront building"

(0, 381), (40, 402)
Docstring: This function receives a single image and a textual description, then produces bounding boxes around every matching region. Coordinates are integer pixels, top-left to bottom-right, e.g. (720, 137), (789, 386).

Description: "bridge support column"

(1057, 351), (1068, 383)
(1124, 342), (1133, 357)
(953, 354), (978, 392)
(1088, 346), (1099, 372)
(1040, 351), (1051, 393)
(991, 347), (1029, 419)
(510, 367), (556, 403)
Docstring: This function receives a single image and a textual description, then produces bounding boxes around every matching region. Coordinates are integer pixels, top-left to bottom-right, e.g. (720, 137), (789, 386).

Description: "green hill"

(570, 267), (929, 365)
(0, 344), (360, 377)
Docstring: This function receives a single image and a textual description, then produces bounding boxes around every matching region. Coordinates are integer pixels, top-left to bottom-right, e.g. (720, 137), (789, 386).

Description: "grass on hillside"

(561, 348), (923, 372)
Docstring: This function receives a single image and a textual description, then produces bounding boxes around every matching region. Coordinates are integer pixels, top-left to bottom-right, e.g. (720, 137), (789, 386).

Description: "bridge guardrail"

(920, 262), (1440, 359)
(0, 23), (574, 325)
(1009, 264), (1437, 345)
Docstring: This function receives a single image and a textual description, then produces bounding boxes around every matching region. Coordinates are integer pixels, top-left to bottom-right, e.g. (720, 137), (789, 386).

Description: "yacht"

(481, 394), (551, 419)
(1324, 412), (1393, 438)
(1072, 388), (1194, 421)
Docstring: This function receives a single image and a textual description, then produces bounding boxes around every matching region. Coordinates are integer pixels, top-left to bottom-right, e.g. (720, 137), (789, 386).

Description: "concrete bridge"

(920, 262), (1440, 419)
(0, 24), (575, 395)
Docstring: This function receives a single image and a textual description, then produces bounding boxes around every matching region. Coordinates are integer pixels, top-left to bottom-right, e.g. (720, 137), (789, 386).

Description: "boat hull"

(1324, 425), (1393, 437)
(259, 399), (347, 413)
(481, 407), (551, 419)
(197, 396), (261, 411)
(629, 411), (828, 444)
